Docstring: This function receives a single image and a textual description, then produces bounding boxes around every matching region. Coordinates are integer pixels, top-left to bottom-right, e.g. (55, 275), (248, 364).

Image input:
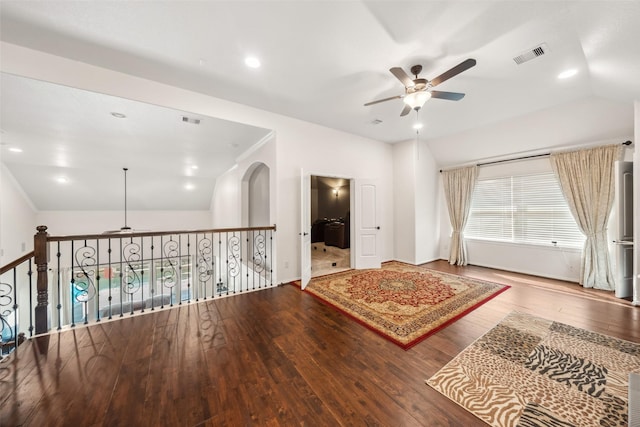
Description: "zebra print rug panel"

(426, 311), (640, 426)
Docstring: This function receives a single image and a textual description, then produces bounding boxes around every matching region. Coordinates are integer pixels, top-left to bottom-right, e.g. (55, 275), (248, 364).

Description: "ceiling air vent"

(513, 43), (549, 65)
(182, 116), (201, 125)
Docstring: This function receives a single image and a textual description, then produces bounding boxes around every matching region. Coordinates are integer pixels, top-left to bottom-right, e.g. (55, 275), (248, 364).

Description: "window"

(465, 173), (584, 248)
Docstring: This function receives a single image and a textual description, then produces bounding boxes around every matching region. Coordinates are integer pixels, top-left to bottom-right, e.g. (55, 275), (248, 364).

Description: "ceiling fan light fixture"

(403, 91), (431, 110)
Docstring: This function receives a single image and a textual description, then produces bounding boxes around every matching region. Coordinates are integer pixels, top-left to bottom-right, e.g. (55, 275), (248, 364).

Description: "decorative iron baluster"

(140, 237), (144, 313)
(122, 238), (142, 314)
(185, 234), (191, 302)
(227, 232), (241, 294)
(197, 233), (212, 300)
(27, 259), (33, 336)
(95, 239), (101, 322)
(246, 232), (250, 292)
(159, 236), (162, 308)
(56, 242), (62, 330)
(212, 232), (217, 299)
(0, 278), (15, 351)
(162, 237), (178, 306)
(149, 237), (156, 310)
(107, 239), (113, 319)
(73, 240), (97, 325)
(217, 234), (225, 295)
(254, 230), (267, 289)
(118, 238), (124, 317)
(269, 230), (273, 286)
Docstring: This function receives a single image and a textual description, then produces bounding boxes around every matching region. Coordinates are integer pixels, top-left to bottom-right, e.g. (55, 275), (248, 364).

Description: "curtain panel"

(550, 144), (623, 290)
(442, 165), (478, 265)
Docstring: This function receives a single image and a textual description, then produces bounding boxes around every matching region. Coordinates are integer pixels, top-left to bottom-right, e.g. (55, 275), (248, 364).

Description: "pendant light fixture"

(103, 167), (134, 234)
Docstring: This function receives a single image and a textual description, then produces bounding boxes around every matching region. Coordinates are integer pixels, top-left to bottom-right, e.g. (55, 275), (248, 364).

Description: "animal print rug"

(426, 311), (640, 426)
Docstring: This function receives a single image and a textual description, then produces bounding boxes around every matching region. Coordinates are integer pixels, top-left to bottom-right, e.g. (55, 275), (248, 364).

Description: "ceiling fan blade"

(430, 90), (466, 101)
(390, 67), (415, 87)
(430, 58), (476, 87)
(400, 104), (412, 116)
(364, 95), (402, 107)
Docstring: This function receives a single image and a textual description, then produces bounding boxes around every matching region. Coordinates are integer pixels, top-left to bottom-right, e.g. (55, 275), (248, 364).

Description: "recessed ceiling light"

(191, 165), (199, 170)
(9, 147), (23, 153)
(558, 69), (578, 79)
(111, 112), (127, 118)
(56, 176), (69, 184)
(244, 56), (261, 69)
(184, 183), (195, 191)
(413, 123), (424, 130)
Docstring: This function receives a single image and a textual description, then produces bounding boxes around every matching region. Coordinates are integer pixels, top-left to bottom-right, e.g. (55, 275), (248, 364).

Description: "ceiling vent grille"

(182, 116), (201, 125)
(513, 43), (549, 65)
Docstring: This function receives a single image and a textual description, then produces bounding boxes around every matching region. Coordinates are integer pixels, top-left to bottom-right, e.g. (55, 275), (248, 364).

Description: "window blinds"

(465, 173), (585, 248)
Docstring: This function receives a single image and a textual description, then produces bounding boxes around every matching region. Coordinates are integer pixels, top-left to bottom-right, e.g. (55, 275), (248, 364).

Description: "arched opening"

(241, 162), (270, 227)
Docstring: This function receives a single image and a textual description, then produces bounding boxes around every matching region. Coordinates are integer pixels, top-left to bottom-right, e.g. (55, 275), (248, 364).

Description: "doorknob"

(376, 226), (381, 230)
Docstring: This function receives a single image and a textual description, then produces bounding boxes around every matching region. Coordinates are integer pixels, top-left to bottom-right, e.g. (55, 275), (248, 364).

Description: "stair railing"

(1, 224), (276, 354)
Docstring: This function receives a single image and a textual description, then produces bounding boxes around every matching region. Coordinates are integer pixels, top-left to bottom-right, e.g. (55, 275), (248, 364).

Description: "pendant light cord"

(122, 167), (130, 231)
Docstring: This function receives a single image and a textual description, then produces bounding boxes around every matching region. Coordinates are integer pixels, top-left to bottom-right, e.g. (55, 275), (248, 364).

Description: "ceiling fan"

(365, 58), (477, 116)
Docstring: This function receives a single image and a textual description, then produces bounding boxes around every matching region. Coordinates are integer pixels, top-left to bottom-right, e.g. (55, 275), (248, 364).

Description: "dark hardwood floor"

(1, 260), (638, 426)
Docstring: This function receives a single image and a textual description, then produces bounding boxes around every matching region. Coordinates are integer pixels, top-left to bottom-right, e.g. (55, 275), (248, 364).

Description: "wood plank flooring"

(1, 260), (638, 426)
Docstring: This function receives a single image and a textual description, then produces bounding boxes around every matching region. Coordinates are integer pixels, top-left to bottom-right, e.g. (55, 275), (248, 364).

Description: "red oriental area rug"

(301, 261), (509, 349)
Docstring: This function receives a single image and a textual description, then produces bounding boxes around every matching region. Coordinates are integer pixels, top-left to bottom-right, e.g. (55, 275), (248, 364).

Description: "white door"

(614, 161), (634, 298)
(354, 179), (381, 269)
(300, 169), (312, 289)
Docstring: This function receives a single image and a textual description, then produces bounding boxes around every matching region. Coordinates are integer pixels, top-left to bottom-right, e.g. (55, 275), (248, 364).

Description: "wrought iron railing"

(0, 251), (33, 356)
(0, 225), (275, 355)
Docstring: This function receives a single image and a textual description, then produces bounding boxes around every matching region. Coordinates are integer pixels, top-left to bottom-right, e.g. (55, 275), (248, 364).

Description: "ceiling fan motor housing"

(411, 78), (428, 91)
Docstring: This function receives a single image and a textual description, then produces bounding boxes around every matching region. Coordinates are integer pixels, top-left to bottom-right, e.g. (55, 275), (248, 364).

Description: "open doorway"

(310, 175), (351, 277)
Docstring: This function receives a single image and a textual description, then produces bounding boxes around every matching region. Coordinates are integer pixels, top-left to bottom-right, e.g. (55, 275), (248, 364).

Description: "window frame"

(464, 172), (585, 249)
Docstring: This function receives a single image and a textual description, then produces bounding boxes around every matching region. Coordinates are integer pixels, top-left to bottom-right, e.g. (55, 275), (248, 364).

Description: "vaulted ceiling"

(1, 1), (639, 210)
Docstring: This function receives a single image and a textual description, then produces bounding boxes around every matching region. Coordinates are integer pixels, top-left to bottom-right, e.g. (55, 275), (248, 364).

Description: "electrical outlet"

(284, 261), (289, 269)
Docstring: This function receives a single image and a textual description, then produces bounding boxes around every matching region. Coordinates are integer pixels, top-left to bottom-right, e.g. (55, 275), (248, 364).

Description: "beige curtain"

(550, 144), (622, 290)
(442, 166), (478, 265)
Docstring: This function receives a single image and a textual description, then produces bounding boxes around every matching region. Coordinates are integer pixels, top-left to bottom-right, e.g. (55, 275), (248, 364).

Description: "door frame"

(303, 172), (357, 280)
(300, 171), (382, 280)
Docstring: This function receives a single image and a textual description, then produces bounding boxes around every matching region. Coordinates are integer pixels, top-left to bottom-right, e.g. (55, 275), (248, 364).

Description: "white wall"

(211, 133), (277, 229)
(213, 127), (393, 283)
(429, 96), (634, 168)
(0, 164), (37, 264)
(274, 121), (393, 282)
(415, 139), (440, 264)
(392, 139), (440, 265)
(634, 101), (639, 305)
(248, 163), (270, 227)
(392, 140), (416, 263)
(36, 210), (212, 236)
